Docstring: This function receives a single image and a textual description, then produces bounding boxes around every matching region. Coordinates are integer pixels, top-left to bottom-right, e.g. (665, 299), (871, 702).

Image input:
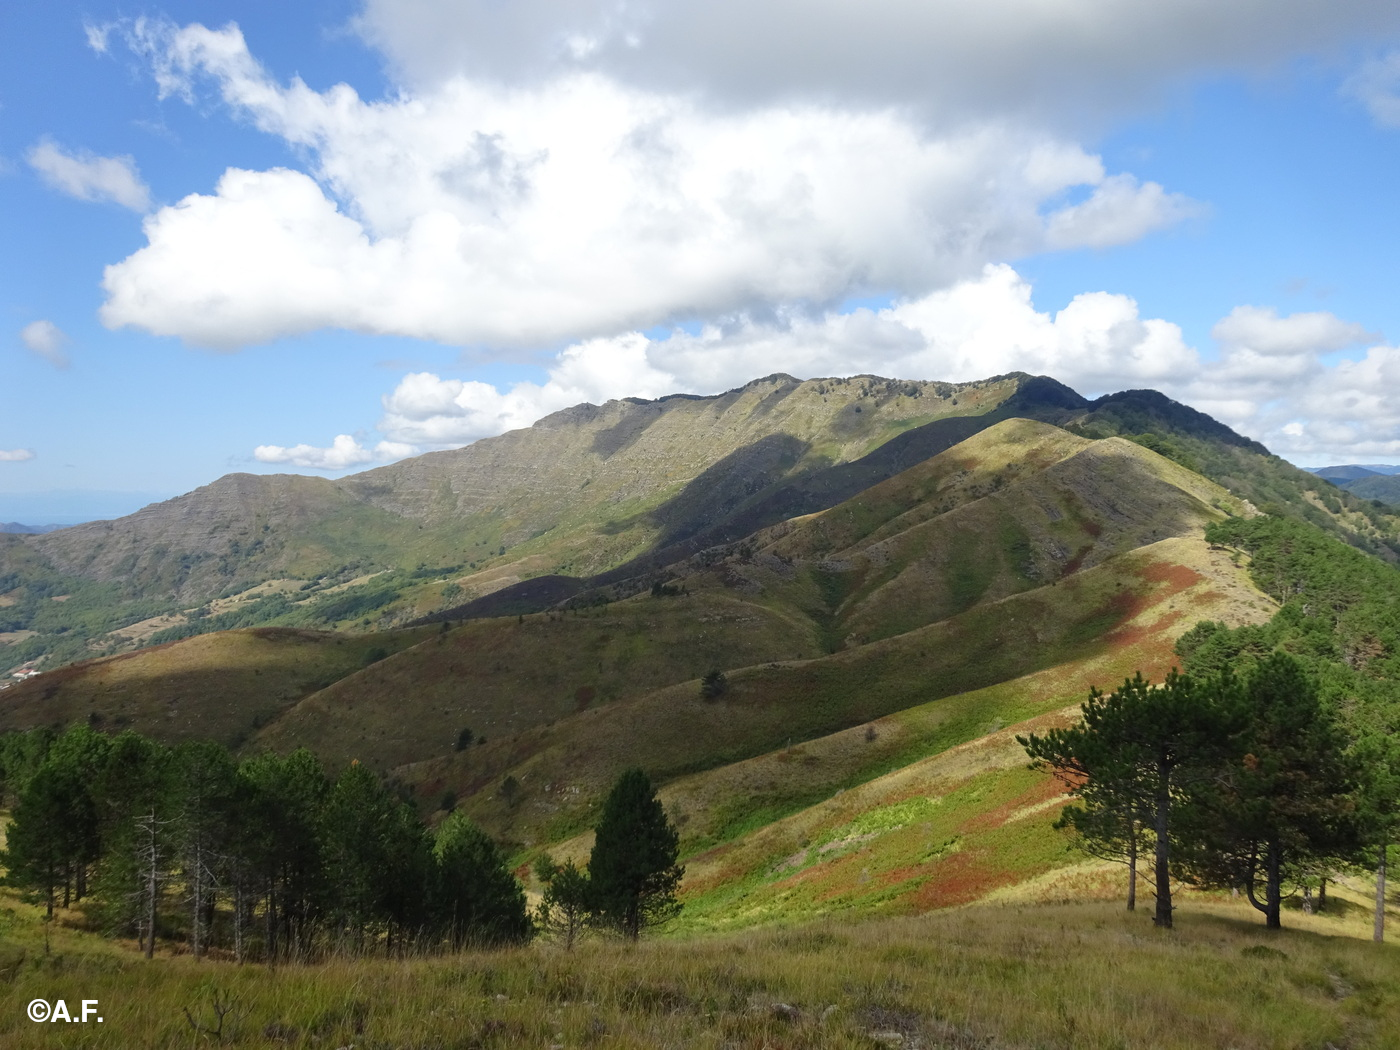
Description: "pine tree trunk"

(233, 880), (245, 963)
(145, 853), (158, 957)
(265, 881), (277, 964)
(1127, 829), (1137, 912)
(1152, 778), (1172, 928)
(1376, 837), (1388, 944)
(1318, 877), (1327, 913)
(191, 839), (204, 961)
(1265, 840), (1282, 930)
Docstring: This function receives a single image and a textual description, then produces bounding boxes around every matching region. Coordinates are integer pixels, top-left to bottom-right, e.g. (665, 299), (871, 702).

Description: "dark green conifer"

(588, 768), (683, 939)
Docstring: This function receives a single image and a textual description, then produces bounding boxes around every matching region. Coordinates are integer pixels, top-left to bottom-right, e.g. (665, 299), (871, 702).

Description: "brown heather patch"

(1138, 559), (1205, 589)
(908, 849), (1009, 909)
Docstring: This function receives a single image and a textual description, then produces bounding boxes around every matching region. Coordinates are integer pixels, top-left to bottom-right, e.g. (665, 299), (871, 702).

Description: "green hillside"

(5, 371), (1394, 680)
(1340, 473), (1400, 506)
(15, 365), (1400, 1041)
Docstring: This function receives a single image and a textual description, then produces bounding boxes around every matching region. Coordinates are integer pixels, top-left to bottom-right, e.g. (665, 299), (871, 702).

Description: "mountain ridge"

(2, 371), (1395, 677)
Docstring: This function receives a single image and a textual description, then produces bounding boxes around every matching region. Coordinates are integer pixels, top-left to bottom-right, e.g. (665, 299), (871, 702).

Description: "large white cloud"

(1165, 306), (1398, 462)
(27, 139), (151, 212)
(263, 280), (1398, 468)
(355, 1), (1400, 125)
(100, 19), (1194, 350)
(1212, 305), (1375, 357)
(365, 264), (1199, 448)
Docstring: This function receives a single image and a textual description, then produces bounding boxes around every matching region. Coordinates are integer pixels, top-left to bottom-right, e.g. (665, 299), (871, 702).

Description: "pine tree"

(588, 768), (683, 939)
(1354, 728), (1400, 942)
(535, 855), (590, 950)
(173, 740), (238, 960)
(432, 811), (531, 947)
(1176, 654), (1361, 929)
(1020, 670), (1236, 928)
(92, 731), (176, 954)
(320, 762), (398, 948)
(2, 762), (79, 918)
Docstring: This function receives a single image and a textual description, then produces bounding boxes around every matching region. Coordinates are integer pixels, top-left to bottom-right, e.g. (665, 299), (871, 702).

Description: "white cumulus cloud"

(369, 265), (1199, 447)
(19, 320), (70, 368)
(1212, 305), (1375, 356)
(259, 274), (1400, 468)
(100, 19), (1194, 350)
(1165, 306), (1400, 463)
(0, 449), (36, 463)
(253, 435), (417, 471)
(27, 139), (151, 212)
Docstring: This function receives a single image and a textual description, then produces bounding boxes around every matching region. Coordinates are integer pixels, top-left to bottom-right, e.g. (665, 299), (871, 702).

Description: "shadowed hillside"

(0, 625), (437, 747)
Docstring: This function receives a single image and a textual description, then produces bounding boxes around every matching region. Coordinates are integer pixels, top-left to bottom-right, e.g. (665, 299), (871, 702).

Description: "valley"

(2, 372), (1398, 1030)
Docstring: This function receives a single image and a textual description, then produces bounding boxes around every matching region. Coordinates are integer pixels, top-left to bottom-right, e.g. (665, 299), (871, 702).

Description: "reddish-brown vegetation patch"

(907, 850), (1009, 909)
(1138, 560), (1204, 590)
(963, 776), (1068, 834)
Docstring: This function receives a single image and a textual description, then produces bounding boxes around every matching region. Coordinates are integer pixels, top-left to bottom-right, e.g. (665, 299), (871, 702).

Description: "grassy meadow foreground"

(2, 885), (1399, 1049)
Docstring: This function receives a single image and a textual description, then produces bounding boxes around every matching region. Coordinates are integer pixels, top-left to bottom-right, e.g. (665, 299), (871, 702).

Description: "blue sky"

(4, 2), (1400, 522)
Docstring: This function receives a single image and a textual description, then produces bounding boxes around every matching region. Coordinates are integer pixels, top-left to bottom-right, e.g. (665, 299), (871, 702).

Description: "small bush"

(701, 670), (728, 700)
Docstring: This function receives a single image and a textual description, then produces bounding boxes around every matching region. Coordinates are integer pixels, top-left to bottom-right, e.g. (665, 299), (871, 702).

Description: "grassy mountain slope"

(0, 374), (1040, 672)
(0, 625), (436, 748)
(256, 416), (1227, 776)
(1072, 389), (1400, 560)
(246, 420), (1232, 772)
(673, 543), (1263, 931)
(408, 532), (1270, 852)
(0, 399), (1312, 940)
(252, 589), (824, 771)
(6, 373), (1397, 677)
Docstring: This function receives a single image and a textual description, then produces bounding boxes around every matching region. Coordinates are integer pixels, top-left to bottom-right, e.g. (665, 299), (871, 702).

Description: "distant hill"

(1310, 464), (1400, 481)
(1308, 464), (1400, 507)
(0, 522), (69, 534)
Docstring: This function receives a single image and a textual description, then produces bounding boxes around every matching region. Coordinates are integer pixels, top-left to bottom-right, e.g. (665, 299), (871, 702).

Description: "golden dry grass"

(1, 885), (1398, 1049)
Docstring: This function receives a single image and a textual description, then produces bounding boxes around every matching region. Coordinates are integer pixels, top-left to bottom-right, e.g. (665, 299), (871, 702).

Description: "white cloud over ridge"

(253, 434), (415, 470)
(19, 321), (70, 368)
(100, 20), (1194, 350)
(263, 272), (1397, 470)
(27, 139), (151, 212)
(370, 265), (1200, 448)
